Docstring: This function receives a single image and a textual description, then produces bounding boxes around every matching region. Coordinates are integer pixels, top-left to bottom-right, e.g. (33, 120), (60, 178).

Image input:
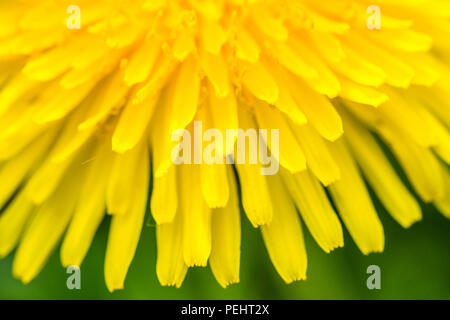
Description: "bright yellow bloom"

(0, 0), (449, 291)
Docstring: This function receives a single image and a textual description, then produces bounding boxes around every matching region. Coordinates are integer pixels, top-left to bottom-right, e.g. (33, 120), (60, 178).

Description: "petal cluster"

(0, 0), (448, 290)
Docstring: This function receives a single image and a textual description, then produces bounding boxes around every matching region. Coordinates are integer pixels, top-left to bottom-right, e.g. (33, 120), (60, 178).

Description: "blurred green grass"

(0, 198), (449, 300)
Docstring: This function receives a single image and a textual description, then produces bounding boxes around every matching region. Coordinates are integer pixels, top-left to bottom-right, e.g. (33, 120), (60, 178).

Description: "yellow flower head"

(0, 0), (449, 291)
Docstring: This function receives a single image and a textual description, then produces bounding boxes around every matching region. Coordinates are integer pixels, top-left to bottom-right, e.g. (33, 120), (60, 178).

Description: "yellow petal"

(107, 142), (147, 215)
(13, 162), (86, 284)
(253, 100), (306, 173)
(242, 61), (279, 104)
(151, 164), (178, 224)
(261, 174), (307, 283)
(124, 37), (160, 86)
(168, 55), (200, 134)
(283, 71), (343, 141)
(112, 89), (158, 153)
(201, 163), (229, 208)
(105, 143), (149, 292)
(210, 166), (241, 288)
(378, 125), (445, 202)
(342, 111), (422, 228)
(60, 141), (112, 267)
(0, 189), (34, 258)
(0, 130), (56, 208)
(202, 51), (230, 98)
(179, 165), (212, 267)
(327, 139), (385, 255)
(289, 123), (341, 186)
(280, 168), (343, 253)
(156, 210), (188, 288)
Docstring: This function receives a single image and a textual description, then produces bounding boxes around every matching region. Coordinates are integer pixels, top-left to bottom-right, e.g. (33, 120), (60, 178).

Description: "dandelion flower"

(0, 0), (449, 291)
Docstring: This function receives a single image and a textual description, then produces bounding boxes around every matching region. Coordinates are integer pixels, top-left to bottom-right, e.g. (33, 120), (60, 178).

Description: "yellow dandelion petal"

(210, 166), (241, 288)
(261, 174), (308, 284)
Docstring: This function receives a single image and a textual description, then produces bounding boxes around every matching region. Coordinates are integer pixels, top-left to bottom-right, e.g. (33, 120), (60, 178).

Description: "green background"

(0, 198), (449, 300)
